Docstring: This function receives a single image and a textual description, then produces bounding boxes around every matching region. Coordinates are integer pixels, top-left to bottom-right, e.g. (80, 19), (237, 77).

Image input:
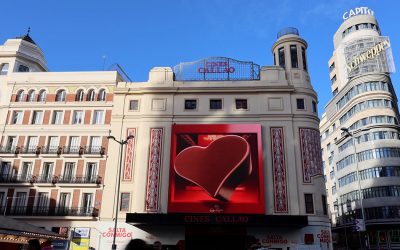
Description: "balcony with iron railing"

(0, 145), (105, 156)
(1, 206), (98, 217)
(0, 174), (102, 185)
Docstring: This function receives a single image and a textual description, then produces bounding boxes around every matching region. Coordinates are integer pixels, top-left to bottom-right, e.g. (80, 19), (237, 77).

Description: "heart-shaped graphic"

(174, 135), (252, 201)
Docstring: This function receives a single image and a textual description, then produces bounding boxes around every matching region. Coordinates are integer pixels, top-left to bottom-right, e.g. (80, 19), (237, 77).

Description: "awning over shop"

(126, 213), (308, 228)
(0, 216), (67, 244)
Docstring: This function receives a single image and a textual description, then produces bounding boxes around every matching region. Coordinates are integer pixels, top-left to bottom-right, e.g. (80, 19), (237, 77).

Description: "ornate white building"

(102, 28), (331, 250)
(320, 8), (400, 249)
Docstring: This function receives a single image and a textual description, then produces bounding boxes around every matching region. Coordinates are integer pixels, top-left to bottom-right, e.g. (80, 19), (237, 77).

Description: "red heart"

(174, 135), (252, 201)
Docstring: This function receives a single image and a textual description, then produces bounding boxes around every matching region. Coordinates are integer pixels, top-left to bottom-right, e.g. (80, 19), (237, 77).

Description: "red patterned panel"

(299, 128), (323, 183)
(123, 128), (136, 181)
(145, 128), (164, 212)
(271, 127), (288, 213)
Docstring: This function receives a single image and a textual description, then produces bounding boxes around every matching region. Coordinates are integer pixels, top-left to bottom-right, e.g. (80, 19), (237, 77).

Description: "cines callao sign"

(343, 7), (374, 20)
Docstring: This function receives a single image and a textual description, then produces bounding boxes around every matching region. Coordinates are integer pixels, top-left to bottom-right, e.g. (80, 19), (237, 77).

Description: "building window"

(89, 136), (101, 153)
(63, 162), (75, 181)
(81, 193), (93, 214)
(27, 90), (35, 102)
(0, 192), (5, 208)
(86, 89), (95, 101)
(36, 192), (49, 213)
(11, 111), (23, 124)
(47, 136), (59, 153)
(332, 88), (338, 97)
(301, 47), (307, 70)
(0, 63), (9, 75)
(6, 136), (17, 152)
(75, 89), (84, 101)
(56, 90), (66, 102)
(278, 47), (285, 68)
(40, 162), (53, 182)
(27, 136), (38, 153)
(0, 162), (12, 177)
(184, 99), (197, 110)
(85, 163), (97, 182)
(304, 193), (314, 214)
(93, 110), (104, 124)
(98, 89), (106, 101)
(38, 90), (46, 102)
(31, 111), (43, 124)
(329, 62), (335, 72)
(322, 195), (328, 215)
(18, 65), (29, 72)
(68, 137), (80, 154)
(210, 99), (222, 110)
(312, 101), (317, 113)
(72, 111), (83, 124)
(52, 111), (63, 125)
(235, 99), (248, 110)
(16, 90), (25, 102)
(129, 100), (139, 111)
(331, 75), (337, 85)
(13, 192), (27, 213)
(20, 162), (32, 180)
(290, 45), (298, 68)
(296, 98), (305, 110)
(120, 193), (130, 211)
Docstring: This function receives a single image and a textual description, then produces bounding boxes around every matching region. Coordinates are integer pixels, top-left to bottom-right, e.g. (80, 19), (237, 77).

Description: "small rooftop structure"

(277, 27), (299, 39)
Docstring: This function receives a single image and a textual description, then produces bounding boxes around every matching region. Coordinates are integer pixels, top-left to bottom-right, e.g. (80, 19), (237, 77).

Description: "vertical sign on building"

(271, 127), (288, 213)
(145, 128), (164, 212)
(123, 128), (136, 181)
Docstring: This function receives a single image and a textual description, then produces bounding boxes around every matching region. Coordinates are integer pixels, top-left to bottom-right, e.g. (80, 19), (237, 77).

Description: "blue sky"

(0, 0), (399, 115)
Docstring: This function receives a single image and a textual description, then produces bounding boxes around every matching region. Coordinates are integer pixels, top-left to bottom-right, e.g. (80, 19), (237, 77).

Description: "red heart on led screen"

(174, 135), (252, 201)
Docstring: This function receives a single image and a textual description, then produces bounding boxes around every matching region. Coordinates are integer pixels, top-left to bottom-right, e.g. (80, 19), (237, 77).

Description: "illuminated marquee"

(173, 57), (260, 81)
(343, 7), (374, 20)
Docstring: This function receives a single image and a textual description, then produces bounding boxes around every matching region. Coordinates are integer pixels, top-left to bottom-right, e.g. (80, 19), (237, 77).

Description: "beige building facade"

(102, 28), (331, 250)
(320, 8), (400, 249)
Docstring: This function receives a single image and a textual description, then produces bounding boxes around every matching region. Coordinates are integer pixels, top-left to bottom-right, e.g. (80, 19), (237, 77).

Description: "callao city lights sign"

(343, 7), (374, 20)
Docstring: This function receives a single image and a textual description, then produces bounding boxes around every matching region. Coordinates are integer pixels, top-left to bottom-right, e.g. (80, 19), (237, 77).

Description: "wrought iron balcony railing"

(2, 206), (98, 217)
(0, 174), (102, 184)
(0, 146), (18, 154)
(0, 174), (32, 183)
(0, 145), (105, 155)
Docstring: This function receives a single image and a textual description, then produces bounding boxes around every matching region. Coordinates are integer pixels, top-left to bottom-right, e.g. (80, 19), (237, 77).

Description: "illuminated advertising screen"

(168, 124), (264, 214)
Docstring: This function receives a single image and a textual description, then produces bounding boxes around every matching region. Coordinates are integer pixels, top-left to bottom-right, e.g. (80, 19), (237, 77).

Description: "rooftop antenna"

(27, 27), (31, 35)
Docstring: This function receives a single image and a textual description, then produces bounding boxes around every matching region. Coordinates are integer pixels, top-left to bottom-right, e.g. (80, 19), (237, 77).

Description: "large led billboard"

(168, 124), (264, 214)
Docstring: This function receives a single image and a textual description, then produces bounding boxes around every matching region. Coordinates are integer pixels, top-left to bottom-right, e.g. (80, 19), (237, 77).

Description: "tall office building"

(320, 7), (400, 249)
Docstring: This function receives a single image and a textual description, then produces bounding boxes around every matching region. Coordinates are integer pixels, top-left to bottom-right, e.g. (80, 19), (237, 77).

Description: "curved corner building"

(320, 8), (400, 249)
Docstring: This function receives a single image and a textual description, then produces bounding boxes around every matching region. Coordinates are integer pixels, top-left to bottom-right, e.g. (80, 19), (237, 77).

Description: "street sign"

(355, 219), (366, 232)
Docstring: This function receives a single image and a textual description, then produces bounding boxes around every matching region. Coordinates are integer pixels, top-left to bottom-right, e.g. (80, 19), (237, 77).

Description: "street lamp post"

(340, 127), (367, 249)
(107, 134), (134, 250)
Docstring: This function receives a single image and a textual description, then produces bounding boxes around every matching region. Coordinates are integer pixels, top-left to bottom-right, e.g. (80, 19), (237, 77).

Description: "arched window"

(56, 90), (66, 102)
(38, 90), (46, 102)
(87, 89), (95, 101)
(16, 90), (25, 102)
(76, 89), (84, 101)
(27, 90), (36, 102)
(98, 89), (106, 101)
